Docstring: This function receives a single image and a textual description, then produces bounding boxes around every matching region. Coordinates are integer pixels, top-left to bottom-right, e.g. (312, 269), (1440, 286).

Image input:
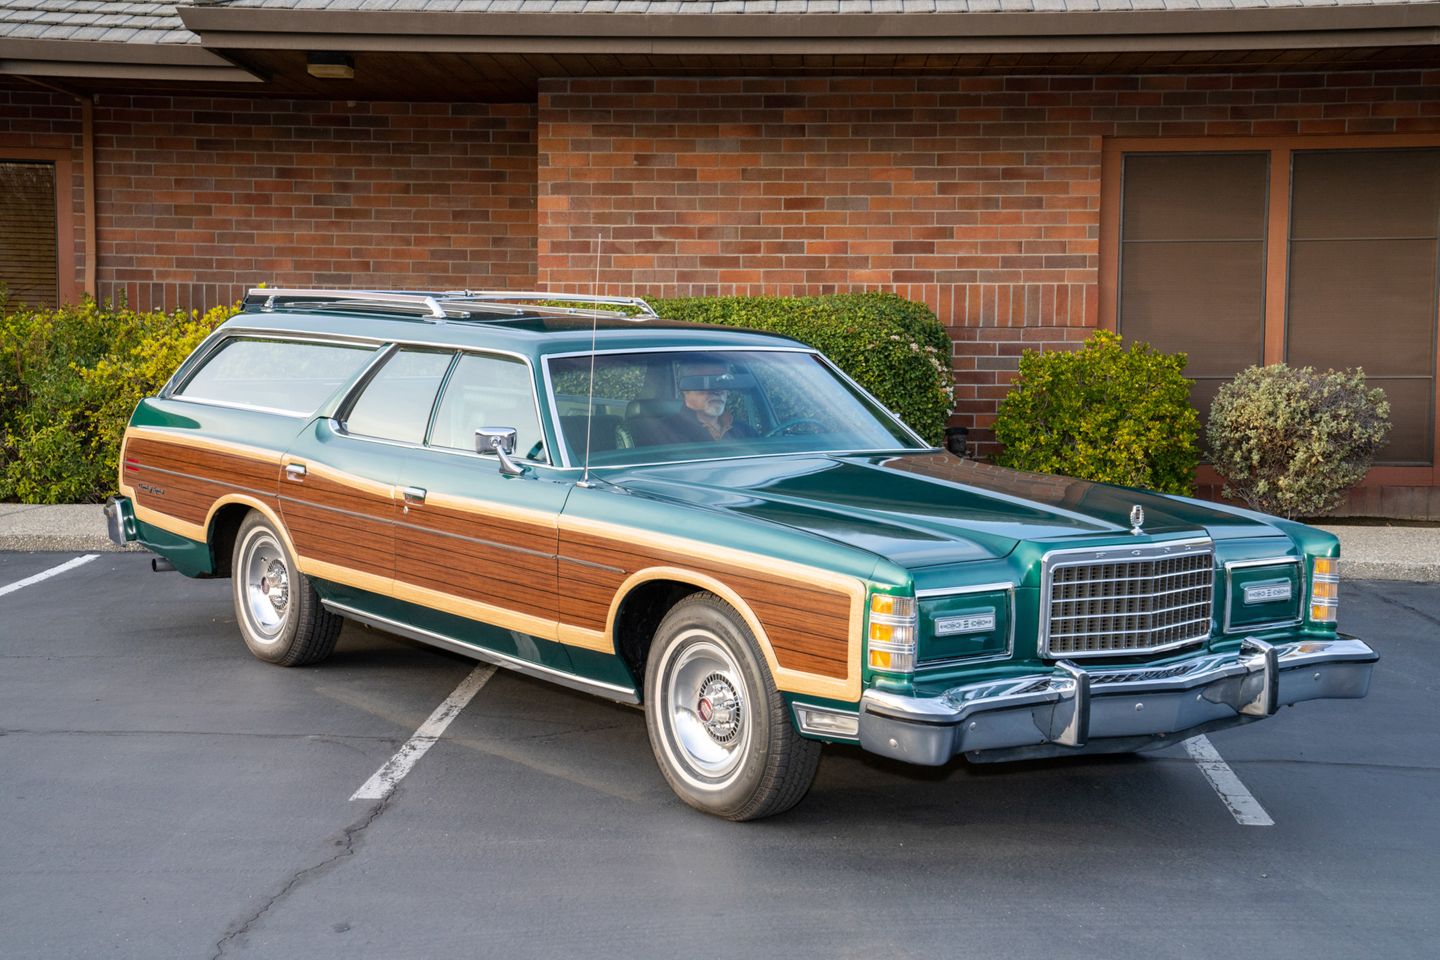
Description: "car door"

(279, 345), (454, 598)
(393, 351), (573, 673)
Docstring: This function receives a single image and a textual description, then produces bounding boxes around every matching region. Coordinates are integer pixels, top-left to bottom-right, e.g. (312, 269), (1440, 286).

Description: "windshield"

(546, 349), (927, 467)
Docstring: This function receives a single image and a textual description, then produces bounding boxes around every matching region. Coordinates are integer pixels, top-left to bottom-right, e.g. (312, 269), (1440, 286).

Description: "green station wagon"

(105, 288), (1377, 820)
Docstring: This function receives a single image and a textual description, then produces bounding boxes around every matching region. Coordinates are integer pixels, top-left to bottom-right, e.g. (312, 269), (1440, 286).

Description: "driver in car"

(668, 360), (758, 442)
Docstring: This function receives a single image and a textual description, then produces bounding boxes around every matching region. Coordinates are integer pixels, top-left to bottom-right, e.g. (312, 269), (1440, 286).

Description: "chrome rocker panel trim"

(858, 636), (1377, 766)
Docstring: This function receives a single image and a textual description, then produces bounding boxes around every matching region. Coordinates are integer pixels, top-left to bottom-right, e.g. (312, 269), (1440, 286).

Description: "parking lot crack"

(1374, 591), (1440, 629)
(212, 796), (391, 959)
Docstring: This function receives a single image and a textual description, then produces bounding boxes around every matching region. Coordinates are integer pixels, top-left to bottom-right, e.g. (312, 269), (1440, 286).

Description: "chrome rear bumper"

(859, 636), (1377, 766)
(104, 496), (136, 545)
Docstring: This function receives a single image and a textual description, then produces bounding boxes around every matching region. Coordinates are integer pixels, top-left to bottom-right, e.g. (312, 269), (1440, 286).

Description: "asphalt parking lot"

(2, 550), (1436, 960)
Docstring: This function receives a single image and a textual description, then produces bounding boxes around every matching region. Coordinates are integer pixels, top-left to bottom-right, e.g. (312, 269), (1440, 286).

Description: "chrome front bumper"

(859, 636), (1377, 766)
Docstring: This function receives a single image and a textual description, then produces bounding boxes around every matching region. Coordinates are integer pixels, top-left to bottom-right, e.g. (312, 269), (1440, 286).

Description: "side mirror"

(475, 427), (527, 477)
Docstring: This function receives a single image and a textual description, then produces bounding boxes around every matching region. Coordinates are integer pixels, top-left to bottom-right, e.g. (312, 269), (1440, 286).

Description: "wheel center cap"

(696, 673), (741, 743)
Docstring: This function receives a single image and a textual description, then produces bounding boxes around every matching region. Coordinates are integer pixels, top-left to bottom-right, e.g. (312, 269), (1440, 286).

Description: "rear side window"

(430, 354), (546, 461)
(343, 348), (454, 444)
(177, 337), (375, 414)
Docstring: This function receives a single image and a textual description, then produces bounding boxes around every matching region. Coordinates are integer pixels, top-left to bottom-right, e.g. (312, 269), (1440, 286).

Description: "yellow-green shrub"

(0, 297), (237, 503)
(993, 330), (1201, 494)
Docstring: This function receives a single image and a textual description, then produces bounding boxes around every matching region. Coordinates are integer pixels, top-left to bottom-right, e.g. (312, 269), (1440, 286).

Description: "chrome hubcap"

(241, 531), (291, 643)
(661, 635), (751, 786)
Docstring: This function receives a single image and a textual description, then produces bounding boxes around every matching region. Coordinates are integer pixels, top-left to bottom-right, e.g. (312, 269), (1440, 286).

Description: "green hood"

(610, 452), (1283, 568)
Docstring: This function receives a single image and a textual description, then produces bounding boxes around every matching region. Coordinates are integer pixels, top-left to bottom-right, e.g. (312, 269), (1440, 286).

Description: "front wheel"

(232, 511), (341, 666)
(644, 594), (821, 820)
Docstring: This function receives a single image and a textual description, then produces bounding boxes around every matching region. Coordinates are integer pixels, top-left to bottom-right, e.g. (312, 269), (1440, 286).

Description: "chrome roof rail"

(248, 288), (450, 320)
(440, 289), (659, 319)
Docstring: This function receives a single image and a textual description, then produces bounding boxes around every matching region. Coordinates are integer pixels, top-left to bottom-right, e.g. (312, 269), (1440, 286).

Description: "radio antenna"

(579, 227), (603, 487)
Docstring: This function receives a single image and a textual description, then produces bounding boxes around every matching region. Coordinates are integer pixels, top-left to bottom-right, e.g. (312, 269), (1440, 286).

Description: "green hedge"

(651, 292), (953, 444)
(0, 297), (237, 504)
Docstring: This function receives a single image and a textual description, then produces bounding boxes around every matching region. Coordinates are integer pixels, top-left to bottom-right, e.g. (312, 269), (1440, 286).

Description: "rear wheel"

(645, 594), (821, 820)
(232, 511), (341, 666)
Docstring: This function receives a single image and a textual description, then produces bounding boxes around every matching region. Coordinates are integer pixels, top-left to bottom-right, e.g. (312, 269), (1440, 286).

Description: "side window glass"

(177, 338), (375, 414)
(344, 349), (453, 444)
(431, 354), (546, 462)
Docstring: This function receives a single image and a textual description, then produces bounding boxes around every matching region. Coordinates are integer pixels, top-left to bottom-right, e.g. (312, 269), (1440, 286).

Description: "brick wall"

(95, 96), (538, 312)
(1, 87), (539, 314)
(536, 70), (1440, 445)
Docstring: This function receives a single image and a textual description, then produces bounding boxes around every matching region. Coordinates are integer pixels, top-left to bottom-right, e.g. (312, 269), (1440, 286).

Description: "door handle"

(403, 486), (427, 505)
(285, 463), (307, 482)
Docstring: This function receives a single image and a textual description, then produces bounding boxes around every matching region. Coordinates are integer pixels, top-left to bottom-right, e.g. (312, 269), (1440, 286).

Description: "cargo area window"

(176, 337), (376, 415)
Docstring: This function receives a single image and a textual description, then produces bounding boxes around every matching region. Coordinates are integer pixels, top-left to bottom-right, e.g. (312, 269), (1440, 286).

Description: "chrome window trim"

(915, 582), (1016, 668)
(1223, 556), (1303, 634)
(1038, 536), (1215, 660)
(540, 345), (929, 470)
(162, 395), (311, 419)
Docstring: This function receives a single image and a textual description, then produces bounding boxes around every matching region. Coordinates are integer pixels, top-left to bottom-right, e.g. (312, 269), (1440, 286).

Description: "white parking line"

(350, 664), (497, 801)
(1184, 734), (1275, 826)
(0, 554), (99, 599)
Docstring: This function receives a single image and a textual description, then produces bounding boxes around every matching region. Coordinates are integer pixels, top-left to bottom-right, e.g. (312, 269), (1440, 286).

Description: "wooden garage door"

(0, 162), (59, 309)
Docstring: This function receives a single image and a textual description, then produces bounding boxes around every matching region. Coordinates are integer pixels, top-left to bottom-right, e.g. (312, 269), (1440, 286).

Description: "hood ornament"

(1129, 505), (1145, 536)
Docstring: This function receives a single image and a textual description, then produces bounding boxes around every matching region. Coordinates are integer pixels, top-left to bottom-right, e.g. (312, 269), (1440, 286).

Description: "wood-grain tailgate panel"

(561, 528), (853, 679)
(123, 435), (280, 527)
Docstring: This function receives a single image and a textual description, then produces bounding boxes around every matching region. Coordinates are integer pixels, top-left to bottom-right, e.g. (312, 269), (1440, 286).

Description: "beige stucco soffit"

(0, 39), (260, 82)
(178, 6), (1440, 55)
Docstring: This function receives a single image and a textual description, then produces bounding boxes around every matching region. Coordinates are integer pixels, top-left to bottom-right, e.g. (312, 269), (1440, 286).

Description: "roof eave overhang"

(0, 38), (261, 82)
(178, 6), (1440, 54)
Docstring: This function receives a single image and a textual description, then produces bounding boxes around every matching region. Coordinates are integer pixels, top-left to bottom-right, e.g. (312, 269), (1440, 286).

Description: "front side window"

(177, 337), (376, 414)
(547, 349), (924, 467)
(343, 348), (454, 444)
(430, 353), (547, 462)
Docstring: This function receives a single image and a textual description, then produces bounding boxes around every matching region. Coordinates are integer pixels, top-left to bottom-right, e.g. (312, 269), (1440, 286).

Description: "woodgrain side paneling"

(123, 435), (282, 530)
(279, 468), (393, 578)
(560, 528), (853, 679)
(125, 436), (279, 491)
(393, 501), (558, 617)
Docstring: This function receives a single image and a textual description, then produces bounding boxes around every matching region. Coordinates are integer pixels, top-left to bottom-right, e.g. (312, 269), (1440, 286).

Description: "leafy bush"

(0, 297), (237, 503)
(651, 292), (953, 444)
(993, 330), (1200, 494)
(1207, 364), (1390, 518)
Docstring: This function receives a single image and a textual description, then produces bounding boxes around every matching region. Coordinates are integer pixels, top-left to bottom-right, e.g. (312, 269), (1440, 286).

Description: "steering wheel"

(766, 418), (827, 438)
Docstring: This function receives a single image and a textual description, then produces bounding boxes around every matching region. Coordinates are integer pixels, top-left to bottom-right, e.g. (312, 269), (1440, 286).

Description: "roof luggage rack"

(246, 288), (468, 320)
(440, 290), (659, 319)
(244, 288), (657, 322)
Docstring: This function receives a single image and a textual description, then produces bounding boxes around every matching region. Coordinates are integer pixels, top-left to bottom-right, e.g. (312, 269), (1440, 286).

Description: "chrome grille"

(1043, 542), (1214, 658)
